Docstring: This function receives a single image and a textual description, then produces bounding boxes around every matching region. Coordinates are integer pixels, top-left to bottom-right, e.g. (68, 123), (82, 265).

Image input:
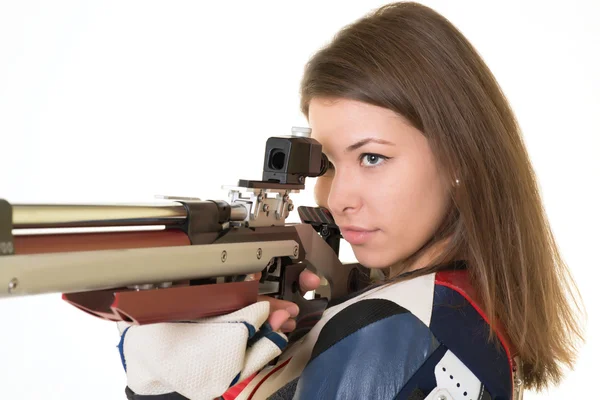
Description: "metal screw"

(293, 246), (299, 257)
(298, 176), (305, 183)
(256, 248), (262, 259)
(221, 250), (227, 262)
(287, 204), (294, 211)
(139, 284), (155, 290)
(262, 204), (270, 212)
(0, 241), (14, 255)
(8, 278), (18, 293)
(437, 396), (447, 400)
(257, 194), (264, 202)
(282, 195), (289, 202)
(128, 283), (155, 291)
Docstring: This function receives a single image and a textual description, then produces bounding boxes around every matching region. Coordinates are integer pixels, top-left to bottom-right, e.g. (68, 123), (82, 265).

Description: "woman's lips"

(339, 227), (379, 245)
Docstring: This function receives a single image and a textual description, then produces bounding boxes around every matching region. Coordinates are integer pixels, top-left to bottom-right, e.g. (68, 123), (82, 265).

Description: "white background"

(0, 1), (598, 399)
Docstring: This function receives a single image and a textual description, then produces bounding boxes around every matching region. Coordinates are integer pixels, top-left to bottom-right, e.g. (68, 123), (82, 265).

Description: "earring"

(453, 178), (461, 187)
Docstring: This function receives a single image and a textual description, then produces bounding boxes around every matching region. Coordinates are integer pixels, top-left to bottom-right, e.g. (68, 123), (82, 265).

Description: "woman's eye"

(360, 153), (389, 167)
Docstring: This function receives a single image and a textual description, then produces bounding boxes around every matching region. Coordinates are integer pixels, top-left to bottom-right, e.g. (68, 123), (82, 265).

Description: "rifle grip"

(280, 263), (328, 342)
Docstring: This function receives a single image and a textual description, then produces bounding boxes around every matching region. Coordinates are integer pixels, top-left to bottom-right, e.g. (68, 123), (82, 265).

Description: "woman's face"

(308, 98), (452, 270)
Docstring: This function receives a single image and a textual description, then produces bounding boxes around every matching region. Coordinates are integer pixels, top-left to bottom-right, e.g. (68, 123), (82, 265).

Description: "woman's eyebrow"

(345, 137), (396, 153)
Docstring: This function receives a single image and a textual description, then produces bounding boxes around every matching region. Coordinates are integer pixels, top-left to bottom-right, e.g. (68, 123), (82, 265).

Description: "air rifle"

(0, 127), (369, 336)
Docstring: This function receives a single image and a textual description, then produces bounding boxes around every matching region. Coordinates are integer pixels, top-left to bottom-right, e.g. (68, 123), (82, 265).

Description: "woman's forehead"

(308, 98), (422, 154)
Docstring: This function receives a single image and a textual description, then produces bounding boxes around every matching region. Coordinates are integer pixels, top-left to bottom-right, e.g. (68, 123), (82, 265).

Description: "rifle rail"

(0, 239), (299, 297)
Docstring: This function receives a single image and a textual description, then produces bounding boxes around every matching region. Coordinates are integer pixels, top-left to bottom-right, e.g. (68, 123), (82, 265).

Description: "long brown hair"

(299, 1), (584, 391)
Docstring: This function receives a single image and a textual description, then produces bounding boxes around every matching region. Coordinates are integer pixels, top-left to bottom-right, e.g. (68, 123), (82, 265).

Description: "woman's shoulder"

(291, 262), (515, 399)
(423, 267), (515, 399)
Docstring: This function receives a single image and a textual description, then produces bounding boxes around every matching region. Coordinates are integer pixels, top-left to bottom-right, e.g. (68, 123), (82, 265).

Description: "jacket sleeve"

(116, 301), (288, 400)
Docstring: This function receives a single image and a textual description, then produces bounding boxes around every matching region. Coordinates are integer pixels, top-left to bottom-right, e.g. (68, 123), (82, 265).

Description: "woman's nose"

(326, 169), (361, 216)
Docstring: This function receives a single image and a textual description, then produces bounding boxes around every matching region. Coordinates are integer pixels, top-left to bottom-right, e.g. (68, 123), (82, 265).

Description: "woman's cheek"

(314, 175), (333, 209)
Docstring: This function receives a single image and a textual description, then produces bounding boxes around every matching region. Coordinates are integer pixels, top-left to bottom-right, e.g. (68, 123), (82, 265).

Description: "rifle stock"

(0, 131), (371, 328)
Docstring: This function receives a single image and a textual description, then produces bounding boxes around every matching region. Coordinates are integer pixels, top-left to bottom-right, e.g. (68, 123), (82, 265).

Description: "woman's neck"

(389, 236), (454, 276)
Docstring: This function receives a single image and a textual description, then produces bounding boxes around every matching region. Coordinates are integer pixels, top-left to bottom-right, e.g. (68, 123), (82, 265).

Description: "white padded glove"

(116, 301), (287, 400)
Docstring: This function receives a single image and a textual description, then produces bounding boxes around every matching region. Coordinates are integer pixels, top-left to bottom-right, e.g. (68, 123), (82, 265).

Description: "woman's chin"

(353, 248), (399, 270)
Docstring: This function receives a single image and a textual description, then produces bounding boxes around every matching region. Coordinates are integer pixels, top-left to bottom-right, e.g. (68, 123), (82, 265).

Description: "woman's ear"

(313, 175), (333, 209)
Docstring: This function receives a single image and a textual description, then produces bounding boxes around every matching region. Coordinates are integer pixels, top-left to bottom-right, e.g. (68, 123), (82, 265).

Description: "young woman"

(118, 2), (584, 399)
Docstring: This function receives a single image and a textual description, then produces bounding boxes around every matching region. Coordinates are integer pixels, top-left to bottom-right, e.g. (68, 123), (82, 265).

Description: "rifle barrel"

(12, 203), (187, 228)
(10, 202), (248, 229)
